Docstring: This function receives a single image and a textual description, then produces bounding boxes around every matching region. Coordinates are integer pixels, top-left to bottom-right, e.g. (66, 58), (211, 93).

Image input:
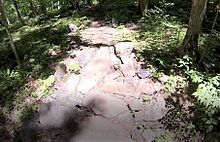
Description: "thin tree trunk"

(0, 0), (21, 67)
(179, 0), (208, 63)
(29, 1), (39, 16)
(87, 0), (92, 6)
(211, 10), (218, 31)
(138, 0), (150, 16)
(12, 0), (24, 25)
(211, 2), (220, 31)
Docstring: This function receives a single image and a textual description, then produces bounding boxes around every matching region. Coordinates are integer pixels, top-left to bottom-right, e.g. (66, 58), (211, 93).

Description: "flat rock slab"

(83, 89), (129, 118)
(81, 27), (118, 45)
(114, 42), (134, 56)
(20, 24), (171, 142)
(77, 47), (113, 94)
(134, 95), (167, 122)
(70, 116), (134, 142)
(72, 47), (98, 67)
(20, 100), (86, 142)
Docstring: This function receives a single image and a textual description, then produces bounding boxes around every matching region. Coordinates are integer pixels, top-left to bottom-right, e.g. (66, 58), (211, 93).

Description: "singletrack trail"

(21, 21), (170, 142)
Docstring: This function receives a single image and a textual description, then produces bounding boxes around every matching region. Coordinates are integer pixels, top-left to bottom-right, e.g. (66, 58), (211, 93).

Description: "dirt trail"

(21, 21), (170, 142)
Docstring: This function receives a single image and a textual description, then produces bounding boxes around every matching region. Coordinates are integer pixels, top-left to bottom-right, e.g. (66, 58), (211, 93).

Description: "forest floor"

(2, 3), (220, 142)
(19, 20), (174, 142)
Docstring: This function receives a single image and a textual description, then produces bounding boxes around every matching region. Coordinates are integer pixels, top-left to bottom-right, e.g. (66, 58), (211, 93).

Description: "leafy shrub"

(0, 69), (24, 99)
(69, 63), (81, 74)
(189, 71), (220, 108)
(38, 75), (55, 95)
(177, 55), (220, 109)
(165, 75), (187, 93)
(175, 55), (220, 132)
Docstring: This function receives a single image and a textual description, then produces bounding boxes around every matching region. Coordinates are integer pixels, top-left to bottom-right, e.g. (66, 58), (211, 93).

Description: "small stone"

(154, 82), (163, 92)
(137, 69), (151, 79)
(70, 51), (76, 58)
(68, 23), (78, 33)
(114, 42), (134, 56)
(159, 75), (169, 83)
(134, 95), (167, 122)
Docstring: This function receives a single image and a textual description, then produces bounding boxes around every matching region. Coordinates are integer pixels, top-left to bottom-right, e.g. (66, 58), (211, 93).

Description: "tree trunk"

(179, 0), (208, 63)
(211, 2), (220, 31)
(86, 0), (92, 6)
(29, 1), (40, 16)
(138, 0), (150, 16)
(0, 0), (21, 67)
(12, 0), (24, 25)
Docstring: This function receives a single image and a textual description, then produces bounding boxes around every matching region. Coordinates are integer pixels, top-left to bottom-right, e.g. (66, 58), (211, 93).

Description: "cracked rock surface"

(21, 22), (169, 142)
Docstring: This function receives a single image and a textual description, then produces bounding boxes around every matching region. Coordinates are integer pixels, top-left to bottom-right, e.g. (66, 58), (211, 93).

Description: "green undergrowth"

(128, 5), (220, 140)
(96, 0), (138, 23)
(0, 14), (90, 126)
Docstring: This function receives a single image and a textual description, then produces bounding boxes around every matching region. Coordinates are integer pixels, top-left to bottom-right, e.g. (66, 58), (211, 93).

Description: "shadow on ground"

(18, 101), (87, 142)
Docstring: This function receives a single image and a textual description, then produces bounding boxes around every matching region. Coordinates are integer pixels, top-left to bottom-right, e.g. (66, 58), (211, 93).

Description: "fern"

(190, 72), (220, 109)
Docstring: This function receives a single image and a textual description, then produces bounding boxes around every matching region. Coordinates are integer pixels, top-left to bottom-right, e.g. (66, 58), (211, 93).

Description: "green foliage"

(177, 55), (192, 71)
(152, 70), (164, 79)
(142, 95), (150, 102)
(191, 73), (220, 108)
(0, 69), (24, 102)
(199, 33), (220, 72)
(97, 0), (136, 23)
(69, 63), (81, 74)
(140, 6), (167, 30)
(136, 6), (186, 72)
(20, 104), (39, 121)
(116, 25), (138, 42)
(38, 75), (55, 95)
(165, 75), (187, 93)
(177, 55), (220, 110)
(1, 0), (220, 140)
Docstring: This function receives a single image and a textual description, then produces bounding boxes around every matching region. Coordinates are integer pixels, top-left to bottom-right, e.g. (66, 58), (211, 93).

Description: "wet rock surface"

(21, 24), (169, 142)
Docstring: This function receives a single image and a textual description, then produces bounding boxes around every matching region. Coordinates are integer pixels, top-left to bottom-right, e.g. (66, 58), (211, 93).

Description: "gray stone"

(54, 74), (80, 96)
(74, 48), (97, 67)
(20, 23), (175, 142)
(54, 63), (67, 84)
(134, 95), (167, 122)
(83, 89), (129, 118)
(142, 128), (164, 142)
(68, 24), (78, 33)
(77, 47), (112, 94)
(38, 102), (79, 127)
(81, 27), (118, 45)
(70, 116), (133, 142)
(80, 47), (112, 78)
(137, 69), (151, 79)
(120, 64), (136, 77)
(114, 42), (135, 56)
(159, 75), (169, 83)
(20, 100), (85, 142)
(129, 99), (144, 112)
(154, 82), (163, 92)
